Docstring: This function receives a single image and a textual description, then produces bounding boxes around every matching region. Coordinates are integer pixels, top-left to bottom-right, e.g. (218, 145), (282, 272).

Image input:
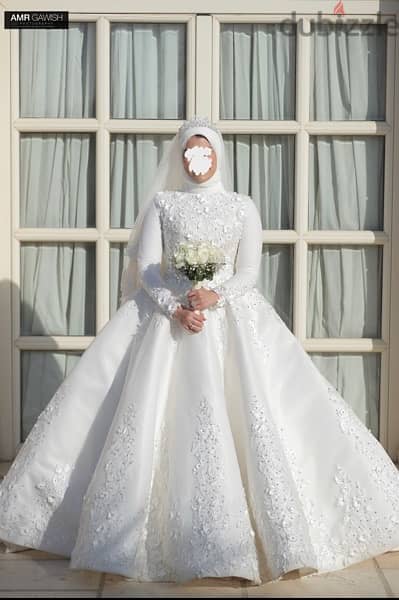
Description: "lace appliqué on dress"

(187, 393), (259, 580)
(0, 381), (72, 548)
(245, 391), (317, 579)
(70, 311), (154, 573)
(276, 382), (399, 573)
(156, 190), (247, 301)
(327, 383), (399, 538)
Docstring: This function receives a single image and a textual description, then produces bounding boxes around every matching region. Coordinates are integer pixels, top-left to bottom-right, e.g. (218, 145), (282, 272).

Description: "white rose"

(197, 248), (209, 264)
(174, 249), (185, 262)
(208, 247), (216, 261)
(186, 249), (198, 265)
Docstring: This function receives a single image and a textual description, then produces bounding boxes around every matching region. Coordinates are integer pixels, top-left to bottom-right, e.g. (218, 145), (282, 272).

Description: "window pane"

(21, 350), (82, 441)
(220, 23), (296, 120)
(310, 23), (387, 121)
(20, 23), (96, 118)
(20, 134), (96, 228)
(309, 136), (384, 231)
(257, 244), (294, 330)
(307, 245), (382, 338)
(111, 23), (186, 119)
(110, 134), (175, 228)
(110, 242), (126, 316)
(20, 243), (96, 336)
(310, 352), (380, 437)
(224, 134), (295, 229)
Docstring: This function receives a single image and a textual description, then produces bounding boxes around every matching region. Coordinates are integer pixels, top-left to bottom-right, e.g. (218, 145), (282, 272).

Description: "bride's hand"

(172, 305), (207, 333)
(186, 287), (220, 311)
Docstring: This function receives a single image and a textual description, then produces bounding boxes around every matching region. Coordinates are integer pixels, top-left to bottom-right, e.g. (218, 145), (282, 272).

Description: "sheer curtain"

(219, 22), (386, 433)
(110, 23), (186, 119)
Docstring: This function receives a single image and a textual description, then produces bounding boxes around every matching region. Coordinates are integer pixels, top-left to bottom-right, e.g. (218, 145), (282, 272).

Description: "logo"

(333, 1), (345, 16)
(4, 12), (69, 29)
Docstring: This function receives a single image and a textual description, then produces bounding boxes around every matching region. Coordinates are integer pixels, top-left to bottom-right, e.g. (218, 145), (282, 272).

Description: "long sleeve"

(136, 197), (182, 319)
(211, 197), (263, 308)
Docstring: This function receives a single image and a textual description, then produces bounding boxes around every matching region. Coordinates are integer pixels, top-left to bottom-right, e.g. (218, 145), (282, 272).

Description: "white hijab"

(119, 116), (234, 305)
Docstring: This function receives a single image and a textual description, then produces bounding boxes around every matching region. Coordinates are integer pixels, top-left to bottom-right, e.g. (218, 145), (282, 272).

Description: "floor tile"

(0, 560), (101, 591)
(376, 552), (399, 570)
(0, 544), (65, 561)
(0, 463), (12, 478)
(102, 575), (246, 597)
(246, 560), (387, 598)
(378, 570), (399, 597)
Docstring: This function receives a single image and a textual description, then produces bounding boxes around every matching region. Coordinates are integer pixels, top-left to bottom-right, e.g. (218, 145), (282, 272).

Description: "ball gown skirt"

(0, 188), (399, 585)
(0, 285), (398, 585)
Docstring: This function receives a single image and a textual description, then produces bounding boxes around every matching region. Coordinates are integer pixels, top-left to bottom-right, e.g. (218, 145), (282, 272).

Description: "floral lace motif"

(245, 391), (317, 578)
(70, 394), (142, 569)
(0, 381), (72, 548)
(139, 393), (260, 583)
(70, 308), (154, 572)
(326, 383), (399, 536)
(212, 305), (228, 372)
(276, 381), (399, 573)
(132, 405), (177, 581)
(140, 279), (181, 318)
(155, 190), (248, 307)
(188, 394), (259, 580)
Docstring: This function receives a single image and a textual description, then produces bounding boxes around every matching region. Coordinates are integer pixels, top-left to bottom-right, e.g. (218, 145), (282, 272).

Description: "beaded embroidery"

(69, 307), (154, 573)
(154, 189), (248, 311)
(188, 394), (259, 579)
(0, 381), (72, 547)
(245, 391), (318, 578)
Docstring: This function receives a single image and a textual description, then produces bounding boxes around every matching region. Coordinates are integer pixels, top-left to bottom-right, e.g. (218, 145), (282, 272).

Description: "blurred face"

(182, 135), (217, 183)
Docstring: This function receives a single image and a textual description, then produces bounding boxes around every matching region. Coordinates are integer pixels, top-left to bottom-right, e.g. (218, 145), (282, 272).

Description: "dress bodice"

(133, 187), (263, 317)
(154, 189), (249, 296)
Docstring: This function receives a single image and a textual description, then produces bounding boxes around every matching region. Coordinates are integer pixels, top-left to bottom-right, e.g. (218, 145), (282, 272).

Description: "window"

(9, 14), (195, 446)
(1, 3), (398, 461)
(212, 11), (397, 445)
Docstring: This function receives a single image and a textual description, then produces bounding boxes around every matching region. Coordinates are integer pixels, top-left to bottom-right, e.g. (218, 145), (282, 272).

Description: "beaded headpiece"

(177, 115), (220, 144)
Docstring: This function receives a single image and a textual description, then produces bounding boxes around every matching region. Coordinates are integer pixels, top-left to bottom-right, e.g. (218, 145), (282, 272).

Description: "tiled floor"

(1, 462), (399, 597)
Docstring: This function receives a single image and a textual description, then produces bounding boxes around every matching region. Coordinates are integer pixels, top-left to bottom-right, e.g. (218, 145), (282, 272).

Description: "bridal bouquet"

(173, 241), (225, 312)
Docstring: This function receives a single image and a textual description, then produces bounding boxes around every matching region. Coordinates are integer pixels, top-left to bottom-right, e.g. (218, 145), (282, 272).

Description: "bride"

(0, 115), (398, 585)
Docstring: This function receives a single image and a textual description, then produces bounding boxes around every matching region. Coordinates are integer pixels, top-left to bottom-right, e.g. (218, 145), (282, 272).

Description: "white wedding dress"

(0, 188), (399, 585)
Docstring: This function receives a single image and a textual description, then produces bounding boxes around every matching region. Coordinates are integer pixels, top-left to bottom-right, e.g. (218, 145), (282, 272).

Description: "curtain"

(310, 23), (386, 120)
(220, 23), (296, 120)
(257, 245), (294, 330)
(110, 23), (186, 119)
(19, 23), (96, 118)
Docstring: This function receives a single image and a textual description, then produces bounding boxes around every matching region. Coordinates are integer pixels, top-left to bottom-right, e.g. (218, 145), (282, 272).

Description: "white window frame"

(0, 0), (398, 462)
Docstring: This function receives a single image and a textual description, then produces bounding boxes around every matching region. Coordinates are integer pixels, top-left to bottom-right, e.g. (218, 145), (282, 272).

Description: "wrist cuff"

(166, 300), (182, 319)
(211, 288), (226, 309)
